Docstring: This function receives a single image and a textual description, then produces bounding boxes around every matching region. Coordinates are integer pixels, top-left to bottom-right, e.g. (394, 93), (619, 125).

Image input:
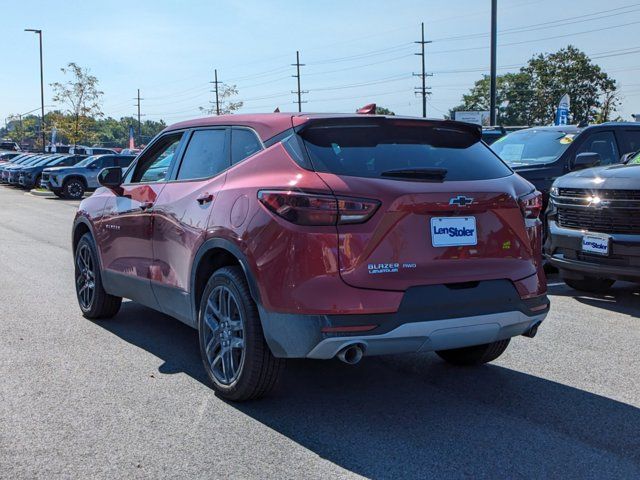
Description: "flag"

(50, 127), (57, 152)
(128, 126), (135, 150)
(554, 94), (570, 126)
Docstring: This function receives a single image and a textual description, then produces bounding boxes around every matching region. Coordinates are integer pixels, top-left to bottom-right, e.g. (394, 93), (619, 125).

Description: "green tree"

(50, 62), (104, 146)
(199, 84), (243, 115)
(451, 45), (619, 126)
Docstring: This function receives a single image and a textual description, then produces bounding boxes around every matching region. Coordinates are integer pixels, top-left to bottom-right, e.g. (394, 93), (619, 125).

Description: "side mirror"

(98, 167), (123, 189)
(572, 152), (601, 171)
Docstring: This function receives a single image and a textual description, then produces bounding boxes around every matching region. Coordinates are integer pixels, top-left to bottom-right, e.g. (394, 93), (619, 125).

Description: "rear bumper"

(307, 310), (546, 359)
(258, 279), (549, 359)
(545, 220), (640, 282)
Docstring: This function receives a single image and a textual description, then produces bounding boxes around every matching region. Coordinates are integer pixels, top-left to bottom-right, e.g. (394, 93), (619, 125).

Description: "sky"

(3, 0), (640, 126)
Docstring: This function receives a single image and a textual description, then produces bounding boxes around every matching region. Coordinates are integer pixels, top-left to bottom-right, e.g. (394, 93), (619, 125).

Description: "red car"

(72, 113), (548, 401)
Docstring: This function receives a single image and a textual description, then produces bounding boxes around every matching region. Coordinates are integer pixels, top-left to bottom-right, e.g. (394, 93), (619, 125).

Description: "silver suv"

(41, 154), (135, 199)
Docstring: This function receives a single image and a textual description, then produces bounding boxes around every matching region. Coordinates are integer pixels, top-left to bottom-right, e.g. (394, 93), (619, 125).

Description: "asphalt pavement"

(0, 186), (639, 479)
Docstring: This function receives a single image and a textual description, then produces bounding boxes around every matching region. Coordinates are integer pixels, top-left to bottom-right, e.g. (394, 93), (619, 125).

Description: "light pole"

(25, 28), (45, 152)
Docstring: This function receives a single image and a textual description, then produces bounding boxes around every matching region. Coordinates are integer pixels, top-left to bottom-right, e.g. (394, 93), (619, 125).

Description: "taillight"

(518, 190), (542, 219)
(258, 190), (379, 226)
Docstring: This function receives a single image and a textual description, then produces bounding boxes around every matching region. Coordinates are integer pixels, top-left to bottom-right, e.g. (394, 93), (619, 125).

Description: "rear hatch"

(296, 117), (538, 290)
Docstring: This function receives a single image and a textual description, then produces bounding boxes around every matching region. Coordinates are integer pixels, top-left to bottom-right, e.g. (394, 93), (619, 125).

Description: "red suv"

(72, 113), (548, 401)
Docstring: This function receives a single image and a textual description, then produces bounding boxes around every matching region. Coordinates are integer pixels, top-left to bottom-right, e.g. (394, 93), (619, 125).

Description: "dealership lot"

(0, 187), (639, 478)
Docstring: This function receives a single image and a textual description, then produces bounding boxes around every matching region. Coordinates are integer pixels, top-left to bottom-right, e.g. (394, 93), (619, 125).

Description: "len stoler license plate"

(582, 235), (609, 255)
(430, 216), (477, 247)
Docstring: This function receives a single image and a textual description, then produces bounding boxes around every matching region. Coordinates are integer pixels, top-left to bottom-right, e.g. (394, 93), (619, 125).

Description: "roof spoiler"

(356, 103), (376, 114)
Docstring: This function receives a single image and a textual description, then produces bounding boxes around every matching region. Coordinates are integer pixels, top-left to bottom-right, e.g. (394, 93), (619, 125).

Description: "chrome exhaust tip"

(337, 344), (364, 365)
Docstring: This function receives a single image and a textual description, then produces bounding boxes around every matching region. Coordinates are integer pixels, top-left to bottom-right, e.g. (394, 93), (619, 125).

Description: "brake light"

(518, 190), (543, 219)
(258, 190), (379, 226)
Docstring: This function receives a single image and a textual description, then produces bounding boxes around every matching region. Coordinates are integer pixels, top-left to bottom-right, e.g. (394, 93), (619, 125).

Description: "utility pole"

(25, 28), (45, 152)
(210, 69), (221, 115)
(414, 22), (432, 118)
(134, 89), (144, 143)
(490, 0), (498, 126)
(291, 51), (307, 112)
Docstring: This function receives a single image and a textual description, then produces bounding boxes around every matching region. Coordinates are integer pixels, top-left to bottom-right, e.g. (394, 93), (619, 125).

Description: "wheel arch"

(64, 175), (88, 188)
(190, 238), (262, 323)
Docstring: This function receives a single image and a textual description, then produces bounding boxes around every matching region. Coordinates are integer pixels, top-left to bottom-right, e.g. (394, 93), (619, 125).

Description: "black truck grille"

(557, 207), (640, 234)
(558, 188), (640, 201)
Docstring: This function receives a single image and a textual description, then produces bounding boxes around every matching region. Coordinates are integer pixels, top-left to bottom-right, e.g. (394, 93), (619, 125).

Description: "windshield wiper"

(380, 168), (447, 182)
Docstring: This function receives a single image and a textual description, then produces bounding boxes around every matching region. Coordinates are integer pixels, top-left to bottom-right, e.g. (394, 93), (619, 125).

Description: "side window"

(98, 157), (116, 168)
(115, 156), (134, 168)
(576, 131), (619, 165)
(621, 130), (640, 154)
(176, 129), (228, 180)
(131, 133), (183, 183)
(231, 128), (263, 164)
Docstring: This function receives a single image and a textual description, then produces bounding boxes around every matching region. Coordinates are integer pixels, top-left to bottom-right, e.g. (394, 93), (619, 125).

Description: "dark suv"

(492, 123), (640, 201)
(72, 113), (548, 401)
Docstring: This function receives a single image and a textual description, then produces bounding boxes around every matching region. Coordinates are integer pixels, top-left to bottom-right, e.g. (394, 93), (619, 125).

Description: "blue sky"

(3, 0), (640, 125)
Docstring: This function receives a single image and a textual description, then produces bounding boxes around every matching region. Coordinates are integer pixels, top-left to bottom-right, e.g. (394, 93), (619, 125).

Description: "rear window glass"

(300, 123), (512, 181)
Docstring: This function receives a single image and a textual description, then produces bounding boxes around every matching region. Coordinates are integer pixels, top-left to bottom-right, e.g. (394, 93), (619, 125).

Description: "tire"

(198, 266), (284, 401)
(63, 178), (85, 199)
(436, 339), (510, 366)
(74, 233), (122, 319)
(563, 276), (615, 293)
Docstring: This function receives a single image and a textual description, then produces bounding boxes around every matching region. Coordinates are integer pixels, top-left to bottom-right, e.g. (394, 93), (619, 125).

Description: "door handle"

(196, 193), (214, 205)
(139, 201), (153, 210)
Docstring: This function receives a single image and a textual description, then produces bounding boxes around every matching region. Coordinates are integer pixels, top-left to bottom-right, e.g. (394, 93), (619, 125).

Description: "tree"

(200, 84), (243, 115)
(375, 106), (395, 115)
(50, 62), (104, 145)
(451, 45), (619, 126)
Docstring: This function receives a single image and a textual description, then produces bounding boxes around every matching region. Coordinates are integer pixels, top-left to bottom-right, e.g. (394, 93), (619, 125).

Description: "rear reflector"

(258, 190), (379, 226)
(529, 303), (549, 312)
(321, 325), (378, 333)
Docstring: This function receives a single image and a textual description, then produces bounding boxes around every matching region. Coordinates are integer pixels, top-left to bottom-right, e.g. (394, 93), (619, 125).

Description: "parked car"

(0, 154), (35, 181)
(4, 154), (46, 184)
(0, 151), (20, 163)
(0, 141), (20, 151)
(72, 113), (549, 401)
(545, 152), (640, 291)
(491, 123), (640, 203)
(42, 154), (134, 199)
(18, 154), (85, 190)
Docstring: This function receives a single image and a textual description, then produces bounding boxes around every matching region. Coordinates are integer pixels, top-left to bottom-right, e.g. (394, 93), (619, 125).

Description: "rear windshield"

(299, 123), (512, 181)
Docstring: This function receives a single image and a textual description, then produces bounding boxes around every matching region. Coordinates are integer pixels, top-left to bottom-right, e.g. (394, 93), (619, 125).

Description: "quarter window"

(176, 129), (228, 180)
(231, 128), (262, 164)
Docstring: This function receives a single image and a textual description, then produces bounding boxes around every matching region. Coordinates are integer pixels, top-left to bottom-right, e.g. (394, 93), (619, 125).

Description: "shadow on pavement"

(97, 301), (640, 478)
(548, 280), (640, 318)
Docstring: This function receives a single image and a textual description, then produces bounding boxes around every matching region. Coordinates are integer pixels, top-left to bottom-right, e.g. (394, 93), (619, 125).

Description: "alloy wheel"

(202, 285), (246, 386)
(75, 244), (95, 310)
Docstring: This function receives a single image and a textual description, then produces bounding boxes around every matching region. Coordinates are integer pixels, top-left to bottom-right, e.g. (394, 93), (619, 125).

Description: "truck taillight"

(518, 190), (543, 219)
(258, 190), (379, 226)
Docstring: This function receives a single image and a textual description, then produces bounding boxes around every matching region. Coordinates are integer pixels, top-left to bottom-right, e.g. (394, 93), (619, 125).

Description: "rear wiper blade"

(380, 168), (447, 181)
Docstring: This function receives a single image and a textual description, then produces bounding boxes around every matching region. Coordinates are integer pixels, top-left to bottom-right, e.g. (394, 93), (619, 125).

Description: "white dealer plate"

(430, 216), (477, 247)
(582, 235), (609, 255)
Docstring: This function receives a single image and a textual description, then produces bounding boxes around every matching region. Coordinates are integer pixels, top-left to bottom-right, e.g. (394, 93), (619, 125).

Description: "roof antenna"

(357, 103), (376, 114)
(274, 107), (280, 113)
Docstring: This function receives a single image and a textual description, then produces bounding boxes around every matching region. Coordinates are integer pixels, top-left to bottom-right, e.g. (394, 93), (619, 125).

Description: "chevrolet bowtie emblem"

(449, 195), (474, 207)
